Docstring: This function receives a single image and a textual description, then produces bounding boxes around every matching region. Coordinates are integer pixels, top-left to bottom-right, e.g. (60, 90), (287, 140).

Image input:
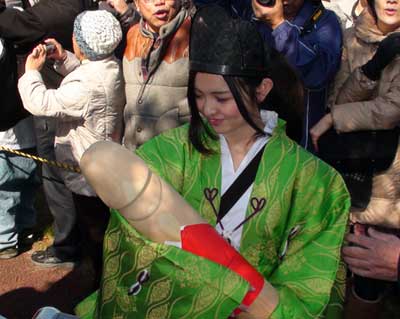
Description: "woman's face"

(194, 73), (256, 137)
(375, 0), (400, 33)
(134, 0), (180, 33)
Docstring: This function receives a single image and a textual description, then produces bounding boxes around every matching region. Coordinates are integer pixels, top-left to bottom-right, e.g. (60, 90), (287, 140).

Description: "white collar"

(219, 110), (278, 189)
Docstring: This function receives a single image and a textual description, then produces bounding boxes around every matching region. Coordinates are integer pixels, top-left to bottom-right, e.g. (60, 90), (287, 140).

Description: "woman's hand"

(106, 0), (129, 15)
(251, 0), (285, 29)
(25, 44), (47, 71)
(43, 38), (67, 62)
(342, 227), (400, 282)
(309, 113), (333, 152)
(234, 281), (279, 319)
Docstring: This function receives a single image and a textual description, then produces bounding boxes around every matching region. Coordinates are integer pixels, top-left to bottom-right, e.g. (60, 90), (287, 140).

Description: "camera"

(256, 0), (276, 7)
(44, 44), (55, 55)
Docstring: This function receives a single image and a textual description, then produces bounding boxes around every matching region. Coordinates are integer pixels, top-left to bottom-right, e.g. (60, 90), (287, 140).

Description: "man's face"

(282, 0), (305, 20)
(134, 0), (180, 33)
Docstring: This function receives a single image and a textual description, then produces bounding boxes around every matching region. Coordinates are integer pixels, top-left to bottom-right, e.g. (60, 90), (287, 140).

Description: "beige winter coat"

(329, 10), (400, 228)
(19, 51), (125, 196)
(122, 9), (190, 150)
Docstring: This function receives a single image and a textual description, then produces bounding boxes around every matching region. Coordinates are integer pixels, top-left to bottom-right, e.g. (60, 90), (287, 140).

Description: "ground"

(0, 242), (95, 319)
(0, 187), (95, 319)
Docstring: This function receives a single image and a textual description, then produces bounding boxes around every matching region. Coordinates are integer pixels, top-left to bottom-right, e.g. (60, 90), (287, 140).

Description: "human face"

(194, 73), (256, 138)
(375, 0), (400, 34)
(134, 0), (180, 33)
(282, 0), (305, 20)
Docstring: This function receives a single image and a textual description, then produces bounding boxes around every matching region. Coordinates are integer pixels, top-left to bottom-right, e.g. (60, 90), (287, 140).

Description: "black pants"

(72, 193), (110, 286)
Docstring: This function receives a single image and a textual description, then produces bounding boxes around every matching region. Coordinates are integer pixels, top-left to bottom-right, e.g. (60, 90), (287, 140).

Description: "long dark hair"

(188, 50), (304, 154)
(263, 48), (304, 143)
(367, 0), (378, 21)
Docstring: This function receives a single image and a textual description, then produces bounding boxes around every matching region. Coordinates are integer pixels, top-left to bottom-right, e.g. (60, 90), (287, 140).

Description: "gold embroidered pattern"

(146, 303), (169, 319)
(102, 278), (118, 301)
(242, 243), (262, 267)
(137, 245), (158, 269)
(303, 278), (334, 294)
(222, 272), (241, 295)
(104, 254), (120, 277)
(148, 279), (172, 305)
(193, 286), (219, 313)
(116, 292), (137, 313)
(179, 256), (211, 288)
(106, 231), (120, 253)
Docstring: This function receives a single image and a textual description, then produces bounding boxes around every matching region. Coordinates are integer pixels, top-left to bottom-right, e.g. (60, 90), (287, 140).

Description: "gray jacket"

(123, 9), (190, 150)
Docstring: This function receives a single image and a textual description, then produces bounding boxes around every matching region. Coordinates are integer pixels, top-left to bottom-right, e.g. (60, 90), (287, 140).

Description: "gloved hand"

(361, 32), (400, 81)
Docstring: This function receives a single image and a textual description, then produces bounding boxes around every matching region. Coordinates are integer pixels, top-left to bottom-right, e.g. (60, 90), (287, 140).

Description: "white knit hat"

(73, 10), (122, 61)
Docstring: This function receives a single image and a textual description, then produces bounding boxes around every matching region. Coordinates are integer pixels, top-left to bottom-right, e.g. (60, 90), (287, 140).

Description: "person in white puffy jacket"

(18, 10), (125, 283)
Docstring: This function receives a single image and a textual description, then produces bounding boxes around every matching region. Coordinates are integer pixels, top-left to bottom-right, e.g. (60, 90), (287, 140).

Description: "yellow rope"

(0, 146), (81, 174)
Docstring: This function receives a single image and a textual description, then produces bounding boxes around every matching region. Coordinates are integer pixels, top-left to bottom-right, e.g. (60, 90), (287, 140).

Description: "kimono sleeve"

(269, 160), (350, 319)
(136, 127), (189, 194)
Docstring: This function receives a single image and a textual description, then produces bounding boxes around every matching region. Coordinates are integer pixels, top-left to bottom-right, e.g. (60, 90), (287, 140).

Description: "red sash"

(181, 223), (264, 314)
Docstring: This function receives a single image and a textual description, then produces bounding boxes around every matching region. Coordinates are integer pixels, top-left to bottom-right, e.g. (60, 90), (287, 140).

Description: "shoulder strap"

(300, 1), (325, 35)
(217, 144), (266, 222)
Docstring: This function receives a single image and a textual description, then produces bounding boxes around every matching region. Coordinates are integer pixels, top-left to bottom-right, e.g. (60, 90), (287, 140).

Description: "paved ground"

(0, 187), (95, 319)
(0, 241), (95, 319)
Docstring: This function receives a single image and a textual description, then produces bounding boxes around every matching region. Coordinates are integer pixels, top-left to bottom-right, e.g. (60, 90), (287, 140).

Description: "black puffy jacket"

(0, 0), (97, 131)
(0, 0), (97, 51)
(0, 38), (28, 130)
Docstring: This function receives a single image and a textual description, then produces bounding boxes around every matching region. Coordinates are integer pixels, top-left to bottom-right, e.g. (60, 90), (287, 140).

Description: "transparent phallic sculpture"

(80, 140), (204, 244)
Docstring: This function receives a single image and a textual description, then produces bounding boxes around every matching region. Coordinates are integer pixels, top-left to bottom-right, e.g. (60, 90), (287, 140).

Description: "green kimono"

(76, 121), (350, 318)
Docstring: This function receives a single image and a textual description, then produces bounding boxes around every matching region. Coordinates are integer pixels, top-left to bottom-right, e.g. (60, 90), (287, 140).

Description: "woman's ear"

(256, 78), (273, 103)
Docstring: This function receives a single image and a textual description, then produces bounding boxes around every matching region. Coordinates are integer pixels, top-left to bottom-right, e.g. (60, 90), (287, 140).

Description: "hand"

(25, 44), (47, 71)
(342, 227), (400, 282)
(233, 281), (278, 319)
(251, 0), (285, 29)
(106, 0), (129, 15)
(309, 113), (333, 152)
(43, 38), (67, 62)
(361, 32), (400, 81)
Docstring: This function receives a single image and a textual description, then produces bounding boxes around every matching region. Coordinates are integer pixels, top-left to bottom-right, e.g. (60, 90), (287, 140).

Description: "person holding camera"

(194, 0), (342, 150)
(18, 10), (125, 282)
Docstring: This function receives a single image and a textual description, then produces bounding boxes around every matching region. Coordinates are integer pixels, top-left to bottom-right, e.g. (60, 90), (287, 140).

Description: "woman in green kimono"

(76, 5), (350, 319)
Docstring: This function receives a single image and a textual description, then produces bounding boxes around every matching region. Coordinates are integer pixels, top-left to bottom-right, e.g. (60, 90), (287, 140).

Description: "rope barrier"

(0, 146), (81, 174)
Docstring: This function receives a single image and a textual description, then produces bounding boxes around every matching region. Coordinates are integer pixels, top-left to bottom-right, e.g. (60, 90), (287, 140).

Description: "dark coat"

(0, 38), (27, 130)
(0, 0), (96, 131)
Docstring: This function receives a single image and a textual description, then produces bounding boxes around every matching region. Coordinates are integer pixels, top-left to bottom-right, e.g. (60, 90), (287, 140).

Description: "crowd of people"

(0, 0), (399, 318)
